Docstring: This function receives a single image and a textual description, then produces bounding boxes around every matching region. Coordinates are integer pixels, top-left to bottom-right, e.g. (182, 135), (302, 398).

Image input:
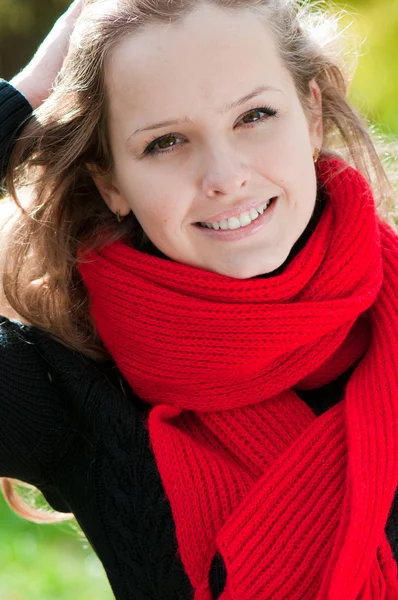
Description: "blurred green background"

(0, 0), (397, 598)
(0, 491), (113, 599)
(1, 0), (398, 136)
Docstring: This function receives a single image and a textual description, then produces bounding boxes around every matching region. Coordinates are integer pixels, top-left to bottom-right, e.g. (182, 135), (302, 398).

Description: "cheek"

(118, 167), (164, 217)
(253, 141), (316, 221)
(113, 148), (192, 237)
(127, 184), (183, 236)
(120, 164), (193, 230)
(135, 196), (171, 228)
(253, 116), (313, 176)
(291, 168), (318, 226)
(277, 122), (316, 197)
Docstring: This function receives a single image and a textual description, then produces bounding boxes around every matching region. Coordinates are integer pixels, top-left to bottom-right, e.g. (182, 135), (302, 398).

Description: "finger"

(58, 0), (85, 25)
(65, 0), (85, 16)
(46, 0), (84, 42)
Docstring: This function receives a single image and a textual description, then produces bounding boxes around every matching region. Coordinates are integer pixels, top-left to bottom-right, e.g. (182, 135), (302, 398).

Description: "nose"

(201, 144), (251, 198)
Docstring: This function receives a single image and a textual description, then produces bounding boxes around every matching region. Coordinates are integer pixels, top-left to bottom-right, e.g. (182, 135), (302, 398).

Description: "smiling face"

(96, 3), (323, 279)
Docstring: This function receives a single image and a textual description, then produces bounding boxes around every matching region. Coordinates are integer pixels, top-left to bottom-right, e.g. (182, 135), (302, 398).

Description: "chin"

(209, 248), (291, 279)
(209, 258), (288, 280)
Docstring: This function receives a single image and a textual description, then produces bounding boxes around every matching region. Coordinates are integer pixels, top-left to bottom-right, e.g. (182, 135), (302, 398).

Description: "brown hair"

(1, 0), (397, 523)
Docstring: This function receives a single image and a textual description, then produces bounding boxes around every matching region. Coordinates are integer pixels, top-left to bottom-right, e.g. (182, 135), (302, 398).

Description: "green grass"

(0, 494), (114, 599)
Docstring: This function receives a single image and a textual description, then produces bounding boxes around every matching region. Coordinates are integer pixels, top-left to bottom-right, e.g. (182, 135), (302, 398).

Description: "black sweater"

(1, 80), (398, 599)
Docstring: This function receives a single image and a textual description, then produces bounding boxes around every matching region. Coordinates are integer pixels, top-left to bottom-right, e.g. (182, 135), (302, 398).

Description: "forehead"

(105, 5), (292, 127)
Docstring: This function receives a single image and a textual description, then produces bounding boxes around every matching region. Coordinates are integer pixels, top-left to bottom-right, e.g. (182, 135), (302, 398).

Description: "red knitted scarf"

(79, 156), (398, 599)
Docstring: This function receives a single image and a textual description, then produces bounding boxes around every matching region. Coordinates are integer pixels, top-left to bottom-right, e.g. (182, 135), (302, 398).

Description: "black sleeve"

(0, 315), (76, 490)
(0, 80), (33, 181)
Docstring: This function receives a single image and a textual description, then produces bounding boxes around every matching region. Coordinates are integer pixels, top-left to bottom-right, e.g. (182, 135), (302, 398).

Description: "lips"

(194, 195), (277, 241)
(198, 198), (273, 230)
(196, 197), (276, 226)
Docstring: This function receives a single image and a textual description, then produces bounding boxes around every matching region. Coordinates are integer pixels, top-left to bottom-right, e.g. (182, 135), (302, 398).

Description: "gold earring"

(115, 209), (123, 223)
(313, 148), (320, 164)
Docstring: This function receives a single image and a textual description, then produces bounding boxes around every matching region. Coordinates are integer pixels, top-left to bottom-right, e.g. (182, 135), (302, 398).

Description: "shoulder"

(0, 313), (147, 422)
(3, 316), (150, 435)
(0, 314), (141, 487)
(0, 314), (116, 404)
(0, 315), (74, 485)
(0, 314), (38, 364)
(0, 314), (69, 416)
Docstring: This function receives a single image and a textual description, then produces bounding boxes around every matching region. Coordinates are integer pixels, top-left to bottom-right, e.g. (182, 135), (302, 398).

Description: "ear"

(307, 78), (323, 151)
(87, 164), (131, 217)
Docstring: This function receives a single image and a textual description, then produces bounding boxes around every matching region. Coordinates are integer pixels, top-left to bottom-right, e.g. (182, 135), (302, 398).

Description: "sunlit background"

(0, 0), (397, 598)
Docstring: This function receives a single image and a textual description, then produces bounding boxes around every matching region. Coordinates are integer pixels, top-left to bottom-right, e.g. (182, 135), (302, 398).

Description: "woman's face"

(98, 4), (323, 279)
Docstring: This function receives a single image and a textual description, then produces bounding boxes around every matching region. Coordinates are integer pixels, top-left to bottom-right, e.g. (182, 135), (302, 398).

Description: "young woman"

(1, 0), (398, 598)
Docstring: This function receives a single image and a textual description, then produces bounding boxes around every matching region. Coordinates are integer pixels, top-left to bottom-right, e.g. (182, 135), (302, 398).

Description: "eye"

(142, 105), (278, 157)
(143, 133), (185, 157)
(238, 106), (278, 126)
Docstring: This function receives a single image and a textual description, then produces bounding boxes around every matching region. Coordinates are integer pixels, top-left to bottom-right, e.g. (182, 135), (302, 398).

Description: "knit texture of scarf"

(79, 156), (398, 599)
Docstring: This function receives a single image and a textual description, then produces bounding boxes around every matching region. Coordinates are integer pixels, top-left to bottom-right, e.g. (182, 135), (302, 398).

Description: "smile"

(198, 198), (275, 231)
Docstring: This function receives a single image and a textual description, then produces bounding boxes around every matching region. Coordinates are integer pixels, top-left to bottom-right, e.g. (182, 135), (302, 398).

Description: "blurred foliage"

(330, 0), (398, 137)
(0, 0), (67, 36)
(0, 0), (397, 135)
(345, 0), (398, 135)
(0, 0), (397, 598)
(0, 0), (69, 77)
(0, 493), (113, 599)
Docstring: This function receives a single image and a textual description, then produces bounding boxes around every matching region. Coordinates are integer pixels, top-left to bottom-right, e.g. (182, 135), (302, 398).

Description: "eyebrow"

(127, 85), (283, 141)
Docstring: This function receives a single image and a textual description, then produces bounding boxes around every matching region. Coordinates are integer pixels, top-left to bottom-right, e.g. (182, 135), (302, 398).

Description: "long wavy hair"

(1, 0), (397, 523)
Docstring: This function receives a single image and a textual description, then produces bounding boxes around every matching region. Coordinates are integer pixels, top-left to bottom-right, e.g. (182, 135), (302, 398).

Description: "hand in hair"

(10, 0), (84, 110)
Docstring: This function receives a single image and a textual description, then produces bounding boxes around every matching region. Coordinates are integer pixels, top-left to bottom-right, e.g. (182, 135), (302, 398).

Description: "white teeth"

(219, 219), (228, 230)
(228, 216), (241, 230)
(199, 199), (273, 231)
(239, 212), (252, 227)
(249, 208), (259, 220)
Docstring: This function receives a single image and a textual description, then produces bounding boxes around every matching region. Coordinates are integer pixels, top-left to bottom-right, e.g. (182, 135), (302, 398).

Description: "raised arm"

(0, 0), (85, 319)
(0, 0), (84, 179)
